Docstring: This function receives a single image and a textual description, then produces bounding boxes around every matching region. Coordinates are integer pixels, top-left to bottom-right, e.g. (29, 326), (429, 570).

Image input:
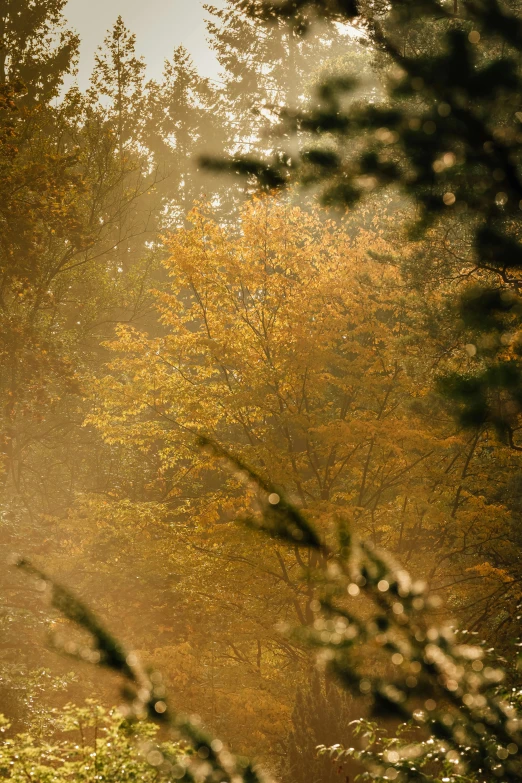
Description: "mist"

(1, 1), (521, 781)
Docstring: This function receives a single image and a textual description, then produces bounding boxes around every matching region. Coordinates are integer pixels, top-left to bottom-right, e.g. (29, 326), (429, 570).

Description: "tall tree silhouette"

(0, 0), (78, 102)
(284, 671), (355, 783)
(146, 46), (231, 223)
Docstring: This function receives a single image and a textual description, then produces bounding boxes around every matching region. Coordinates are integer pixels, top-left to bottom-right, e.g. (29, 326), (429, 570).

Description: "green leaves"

(15, 459), (522, 780)
(0, 702), (183, 783)
(14, 558), (267, 783)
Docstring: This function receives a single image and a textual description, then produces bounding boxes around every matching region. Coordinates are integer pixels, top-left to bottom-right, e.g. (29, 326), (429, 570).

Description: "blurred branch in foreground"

(14, 556), (267, 783)
(13, 437), (522, 782)
(203, 0), (522, 442)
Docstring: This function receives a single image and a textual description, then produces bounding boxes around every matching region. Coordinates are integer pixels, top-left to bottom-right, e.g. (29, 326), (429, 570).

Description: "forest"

(1, 0), (522, 781)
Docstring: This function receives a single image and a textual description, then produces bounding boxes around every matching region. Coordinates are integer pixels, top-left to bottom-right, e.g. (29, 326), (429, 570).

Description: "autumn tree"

(203, 0), (522, 640)
(72, 195), (519, 762)
(3, 1), (522, 780)
(0, 12), (168, 725)
(0, 7), (247, 727)
(214, 0), (522, 434)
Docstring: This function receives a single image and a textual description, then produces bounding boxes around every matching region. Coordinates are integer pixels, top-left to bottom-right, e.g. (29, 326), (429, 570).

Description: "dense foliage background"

(1, 0), (521, 781)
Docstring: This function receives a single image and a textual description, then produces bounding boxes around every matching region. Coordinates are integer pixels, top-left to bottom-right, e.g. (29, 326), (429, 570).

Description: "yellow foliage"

(79, 196), (522, 758)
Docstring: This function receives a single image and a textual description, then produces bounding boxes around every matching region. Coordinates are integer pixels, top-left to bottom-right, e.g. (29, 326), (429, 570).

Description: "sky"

(64, 0), (224, 88)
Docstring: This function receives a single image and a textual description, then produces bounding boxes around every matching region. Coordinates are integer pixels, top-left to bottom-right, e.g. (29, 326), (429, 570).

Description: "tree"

(89, 16), (145, 148)
(0, 13), (168, 727)
(205, 1), (354, 157)
(283, 671), (355, 783)
(145, 46), (231, 223)
(4, 1), (522, 781)
(0, 0), (79, 103)
(210, 0), (522, 442)
(14, 457), (522, 783)
(77, 195), (522, 761)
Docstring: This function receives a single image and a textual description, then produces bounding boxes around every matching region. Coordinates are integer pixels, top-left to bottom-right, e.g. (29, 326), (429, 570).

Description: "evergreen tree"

(89, 16), (146, 155)
(0, 0), (78, 102)
(212, 0), (522, 441)
(146, 46), (231, 223)
(85, 17), (163, 273)
(205, 1), (351, 155)
(284, 672), (355, 783)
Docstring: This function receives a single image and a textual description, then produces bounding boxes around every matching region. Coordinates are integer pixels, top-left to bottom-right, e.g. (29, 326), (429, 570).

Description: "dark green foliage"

(211, 0), (522, 230)
(0, 1), (79, 102)
(205, 0), (522, 438)
(459, 287), (517, 334)
(238, 0), (359, 26)
(198, 153), (291, 192)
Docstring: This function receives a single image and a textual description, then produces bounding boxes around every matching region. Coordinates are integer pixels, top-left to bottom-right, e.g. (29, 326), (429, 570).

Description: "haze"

(65, 0), (223, 86)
